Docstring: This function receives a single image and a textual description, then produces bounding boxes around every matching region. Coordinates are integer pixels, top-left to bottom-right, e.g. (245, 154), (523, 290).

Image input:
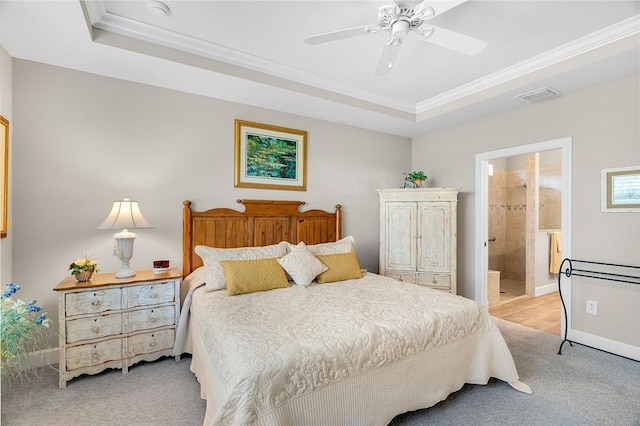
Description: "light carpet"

(2, 319), (639, 425)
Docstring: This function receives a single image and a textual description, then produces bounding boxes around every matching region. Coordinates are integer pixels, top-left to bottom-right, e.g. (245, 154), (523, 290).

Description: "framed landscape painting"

(234, 120), (307, 191)
(1, 116), (7, 238)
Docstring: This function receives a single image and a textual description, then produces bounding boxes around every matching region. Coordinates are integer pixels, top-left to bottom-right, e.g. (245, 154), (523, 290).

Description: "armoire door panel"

(385, 202), (417, 270)
(418, 202), (451, 272)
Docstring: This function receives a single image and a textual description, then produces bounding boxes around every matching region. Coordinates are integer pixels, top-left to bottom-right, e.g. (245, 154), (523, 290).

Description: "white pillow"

(194, 242), (288, 291)
(289, 235), (355, 255)
(278, 242), (328, 287)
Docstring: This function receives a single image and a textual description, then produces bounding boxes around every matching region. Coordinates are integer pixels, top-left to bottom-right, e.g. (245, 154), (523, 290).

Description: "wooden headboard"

(182, 199), (342, 276)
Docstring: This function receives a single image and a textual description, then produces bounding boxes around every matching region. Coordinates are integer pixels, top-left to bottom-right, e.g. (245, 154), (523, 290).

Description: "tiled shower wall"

(539, 165), (562, 231)
(488, 170), (507, 274)
(489, 162), (562, 283)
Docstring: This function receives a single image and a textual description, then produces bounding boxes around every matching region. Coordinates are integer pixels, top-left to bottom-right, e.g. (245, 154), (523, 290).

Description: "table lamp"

(97, 198), (153, 278)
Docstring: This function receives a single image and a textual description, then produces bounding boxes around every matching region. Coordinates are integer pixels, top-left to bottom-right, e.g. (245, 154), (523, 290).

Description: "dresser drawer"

(385, 271), (417, 284)
(66, 289), (121, 316)
(128, 306), (175, 333)
(66, 313), (123, 343)
(66, 338), (122, 370)
(127, 282), (174, 308)
(417, 273), (451, 289)
(127, 329), (174, 357)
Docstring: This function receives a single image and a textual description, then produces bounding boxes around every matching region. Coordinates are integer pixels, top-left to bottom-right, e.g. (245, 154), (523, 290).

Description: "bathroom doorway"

(487, 150), (563, 306)
(474, 138), (572, 335)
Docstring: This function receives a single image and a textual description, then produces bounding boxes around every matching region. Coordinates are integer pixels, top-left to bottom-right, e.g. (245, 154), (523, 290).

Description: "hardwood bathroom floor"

(490, 292), (561, 336)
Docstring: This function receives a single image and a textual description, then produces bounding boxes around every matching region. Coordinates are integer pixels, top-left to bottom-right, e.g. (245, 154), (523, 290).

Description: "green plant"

(69, 255), (99, 275)
(408, 170), (427, 181)
(1, 283), (53, 379)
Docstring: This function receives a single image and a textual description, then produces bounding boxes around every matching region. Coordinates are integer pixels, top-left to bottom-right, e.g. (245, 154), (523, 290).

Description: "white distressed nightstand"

(53, 269), (182, 388)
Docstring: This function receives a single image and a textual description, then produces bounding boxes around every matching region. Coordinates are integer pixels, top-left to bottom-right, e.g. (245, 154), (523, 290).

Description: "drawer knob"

(432, 279), (437, 284)
(91, 301), (102, 307)
(91, 327), (101, 334)
(149, 341), (156, 347)
(92, 352), (99, 360)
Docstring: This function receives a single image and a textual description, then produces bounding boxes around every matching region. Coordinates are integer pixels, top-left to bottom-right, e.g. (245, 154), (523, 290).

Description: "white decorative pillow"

(194, 242), (288, 291)
(278, 242), (328, 287)
(289, 235), (355, 255)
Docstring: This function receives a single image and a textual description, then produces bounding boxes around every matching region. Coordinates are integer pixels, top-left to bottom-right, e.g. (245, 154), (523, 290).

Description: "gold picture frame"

(601, 166), (640, 212)
(234, 120), (307, 191)
(1, 116), (8, 238)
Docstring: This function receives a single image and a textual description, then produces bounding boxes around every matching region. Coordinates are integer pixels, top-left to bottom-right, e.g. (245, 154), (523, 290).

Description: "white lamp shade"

(97, 198), (153, 230)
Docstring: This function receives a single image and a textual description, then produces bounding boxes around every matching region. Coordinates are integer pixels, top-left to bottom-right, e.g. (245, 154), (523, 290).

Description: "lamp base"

(114, 230), (137, 279)
(115, 269), (136, 279)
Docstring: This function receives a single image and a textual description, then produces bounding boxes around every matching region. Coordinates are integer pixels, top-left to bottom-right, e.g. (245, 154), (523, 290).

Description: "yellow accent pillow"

(220, 257), (290, 296)
(315, 250), (363, 284)
(195, 242), (288, 291)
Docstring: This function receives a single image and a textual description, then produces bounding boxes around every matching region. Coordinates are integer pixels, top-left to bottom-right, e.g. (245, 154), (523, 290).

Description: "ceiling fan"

(304, 0), (487, 75)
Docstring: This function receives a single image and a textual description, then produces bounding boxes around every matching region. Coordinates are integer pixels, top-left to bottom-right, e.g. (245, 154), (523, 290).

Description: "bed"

(175, 199), (530, 425)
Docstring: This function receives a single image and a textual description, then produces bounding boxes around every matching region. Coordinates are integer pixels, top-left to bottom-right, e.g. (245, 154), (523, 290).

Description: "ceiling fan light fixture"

(392, 20), (410, 38)
(413, 4), (435, 21)
(305, 0), (485, 74)
(417, 26), (434, 40)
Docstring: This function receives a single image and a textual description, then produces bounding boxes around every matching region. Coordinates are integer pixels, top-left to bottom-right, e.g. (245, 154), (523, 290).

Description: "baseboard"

(534, 283), (557, 297)
(568, 329), (640, 361)
(28, 348), (59, 369)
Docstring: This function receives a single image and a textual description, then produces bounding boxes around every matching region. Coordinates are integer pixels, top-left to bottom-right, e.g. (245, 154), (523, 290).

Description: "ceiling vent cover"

(516, 86), (561, 103)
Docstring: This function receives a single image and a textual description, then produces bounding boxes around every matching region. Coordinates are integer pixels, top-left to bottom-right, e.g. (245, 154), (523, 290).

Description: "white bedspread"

(181, 273), (528, 425)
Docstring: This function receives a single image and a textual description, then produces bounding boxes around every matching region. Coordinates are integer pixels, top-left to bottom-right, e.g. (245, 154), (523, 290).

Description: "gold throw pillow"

(221, 257), (290, 296)
(315, 250), (363, 284)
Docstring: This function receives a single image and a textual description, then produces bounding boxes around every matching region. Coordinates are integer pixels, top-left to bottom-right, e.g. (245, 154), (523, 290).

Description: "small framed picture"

(601, 166), (640, 212)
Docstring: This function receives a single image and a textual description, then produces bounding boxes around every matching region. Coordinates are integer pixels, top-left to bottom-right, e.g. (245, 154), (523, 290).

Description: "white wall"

(412, 73), (640, 349)
(534, 231), (557, 295)
(12, 59), (411, 329)
(0, 45), (11, 285)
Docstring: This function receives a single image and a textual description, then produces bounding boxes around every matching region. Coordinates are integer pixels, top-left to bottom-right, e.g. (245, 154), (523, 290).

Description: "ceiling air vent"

(516, 86), (561, 103)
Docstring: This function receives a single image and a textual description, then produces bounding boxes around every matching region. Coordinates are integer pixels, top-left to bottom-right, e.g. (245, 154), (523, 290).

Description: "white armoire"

(377, 188), (459, 294)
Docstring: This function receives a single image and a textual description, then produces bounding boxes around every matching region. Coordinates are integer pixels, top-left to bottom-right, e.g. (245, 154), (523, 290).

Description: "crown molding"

(82, 1), (638, 121)
(415, 14), (640, 115)
(83, 1), (415, 114)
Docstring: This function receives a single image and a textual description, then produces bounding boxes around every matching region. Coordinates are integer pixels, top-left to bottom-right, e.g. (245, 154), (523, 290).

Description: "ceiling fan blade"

(394, 0), (423, 9)
(305, 25), (380, 45)
(419, 24), (486, 55)
(428, 0), (469, 17)
(375, 40), (402, 75)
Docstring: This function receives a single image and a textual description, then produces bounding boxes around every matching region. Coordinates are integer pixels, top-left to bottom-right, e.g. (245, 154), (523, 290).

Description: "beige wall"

(0, 45), (11, 285)
(9, 57), (640, 351)
(412, 73), (640, 348)
(11, 59), (410, 328)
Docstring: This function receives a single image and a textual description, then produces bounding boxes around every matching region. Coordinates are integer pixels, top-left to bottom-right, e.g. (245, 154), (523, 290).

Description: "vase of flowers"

(1, 283), (53, 380)
(69, 256), (99, 282)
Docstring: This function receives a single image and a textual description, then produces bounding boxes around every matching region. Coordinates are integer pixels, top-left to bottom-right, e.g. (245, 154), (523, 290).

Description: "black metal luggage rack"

(557, 258), (640, 355)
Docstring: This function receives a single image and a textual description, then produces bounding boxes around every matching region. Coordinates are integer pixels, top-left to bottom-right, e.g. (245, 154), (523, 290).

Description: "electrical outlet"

(586, 300), (598, 316)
